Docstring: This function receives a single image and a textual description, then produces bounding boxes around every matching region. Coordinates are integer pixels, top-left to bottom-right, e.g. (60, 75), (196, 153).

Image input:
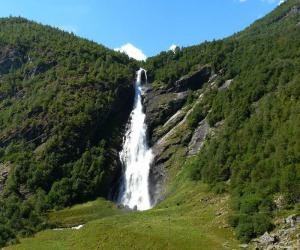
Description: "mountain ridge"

(0, 0), (300, 248)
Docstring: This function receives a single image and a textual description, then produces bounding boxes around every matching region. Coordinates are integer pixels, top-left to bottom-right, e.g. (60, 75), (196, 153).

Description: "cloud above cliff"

(114, 43), (147, 61)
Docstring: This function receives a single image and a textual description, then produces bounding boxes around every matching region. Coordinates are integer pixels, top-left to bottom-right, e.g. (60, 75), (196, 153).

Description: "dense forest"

(0, 17), (137, 246)
(1, 0), (300, 247)
(145, 0), (300, 242)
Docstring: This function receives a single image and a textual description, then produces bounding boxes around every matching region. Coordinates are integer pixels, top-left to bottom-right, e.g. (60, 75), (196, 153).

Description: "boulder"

(258, 232), (275, 244)
(285, 214), (297, 227)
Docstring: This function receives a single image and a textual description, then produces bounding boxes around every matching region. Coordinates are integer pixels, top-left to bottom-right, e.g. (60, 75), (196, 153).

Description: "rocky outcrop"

(0, 45), (26, 76)
(219, 79), (233, 91)
(144, 65), (212, 145)
(250, 214), (300, 250)
(0, 162), (11, 195)
(144, 88), (188, 145)
(172, 65), (212, 92)
(144, 66), (214, 204)
(188, 119), (209, 156)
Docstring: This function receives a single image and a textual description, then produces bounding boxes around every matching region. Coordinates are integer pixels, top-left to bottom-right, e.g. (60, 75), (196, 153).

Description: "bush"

(0, 225), (16, 247)
(240, 195), (262, 215)
(252, 214), (273, 236)
(236, 223), (254, 243)
(211, 182), (228, 194)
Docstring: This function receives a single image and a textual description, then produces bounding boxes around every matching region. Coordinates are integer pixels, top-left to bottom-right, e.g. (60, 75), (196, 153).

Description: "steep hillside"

(1, 0), (300, 249)
(144, 0), (300, 243)
(0, 17), (137, 246)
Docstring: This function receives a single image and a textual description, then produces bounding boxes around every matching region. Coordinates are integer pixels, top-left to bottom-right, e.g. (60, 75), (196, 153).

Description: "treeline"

(145, 0), (300, 242)
(0, 17), (137, 246)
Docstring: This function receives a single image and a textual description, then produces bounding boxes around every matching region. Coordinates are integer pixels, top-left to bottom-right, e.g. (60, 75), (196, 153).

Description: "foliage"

(0, 17), (137, 246)
(146, 0), (300, 242)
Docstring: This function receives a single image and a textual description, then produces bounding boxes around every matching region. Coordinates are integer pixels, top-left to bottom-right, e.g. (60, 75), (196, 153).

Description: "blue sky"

(0, 0), (284, 58)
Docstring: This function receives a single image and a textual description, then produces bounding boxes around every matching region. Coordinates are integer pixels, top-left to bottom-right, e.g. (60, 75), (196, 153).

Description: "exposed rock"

(274, 194), (286, 210)
(172, 65), (212, 92)
(219, 79), (233, 91)
(288, 6), (300, 16)
(0, 45), (26, 76)
(24, 61), (56, 79)
(149, 162), (167, 205)
(0, 162), (11, 195)
(239, 243), (248, 248)
(258, 232), (275, 244)
(144, 88), (188, 145)
(144, 65), (215, 206)
(250, 213), (300, 250)
(285, 214), (298, 227)
(188, 119), (209, 156)
(18, 184), (32, 200)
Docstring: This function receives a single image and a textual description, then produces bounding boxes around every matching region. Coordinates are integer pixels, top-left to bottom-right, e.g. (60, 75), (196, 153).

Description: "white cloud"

(169, 44), (178, 52)
(278, 0), (286, 5)
(114, 43), (147, 61)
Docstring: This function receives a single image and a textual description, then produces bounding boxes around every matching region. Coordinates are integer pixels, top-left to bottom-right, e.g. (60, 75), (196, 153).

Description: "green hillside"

(0, 17), (137, 246)
(1, 0), (300, 248)
(145, 0), (300, 242)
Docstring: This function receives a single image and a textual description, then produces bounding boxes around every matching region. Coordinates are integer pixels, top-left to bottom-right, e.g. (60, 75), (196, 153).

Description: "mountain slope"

(143, 0), (300, 243)
(0, 17), (137, 246)
(1, 0), (300, 248)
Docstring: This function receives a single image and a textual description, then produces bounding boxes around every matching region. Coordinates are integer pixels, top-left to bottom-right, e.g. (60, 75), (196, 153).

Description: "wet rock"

(149, 163), (166, 205)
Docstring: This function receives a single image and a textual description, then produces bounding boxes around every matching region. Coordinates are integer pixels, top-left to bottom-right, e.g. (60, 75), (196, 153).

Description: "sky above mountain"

(0, 0), (285, 59)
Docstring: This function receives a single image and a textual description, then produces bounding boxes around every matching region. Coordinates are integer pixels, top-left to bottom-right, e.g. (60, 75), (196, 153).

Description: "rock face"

(188, 119), (209, 156)
(0, 45), (28, 78)
(144, 66), (214, 204)
(172, 65), (212, 92)
(250, 214), (300, 250)
(144, 89), (188, 145)
(0, 163), (11, 195)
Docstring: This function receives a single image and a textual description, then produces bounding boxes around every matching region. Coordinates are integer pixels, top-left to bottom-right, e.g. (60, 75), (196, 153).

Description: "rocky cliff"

(143, 65), (230, 204)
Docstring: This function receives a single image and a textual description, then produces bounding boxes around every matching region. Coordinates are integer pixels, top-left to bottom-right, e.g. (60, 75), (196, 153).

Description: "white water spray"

(118, 68), (153, 211)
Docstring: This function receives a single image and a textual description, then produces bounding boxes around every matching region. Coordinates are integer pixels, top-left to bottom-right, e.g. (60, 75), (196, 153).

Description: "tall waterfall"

(118, 68), (153, 211)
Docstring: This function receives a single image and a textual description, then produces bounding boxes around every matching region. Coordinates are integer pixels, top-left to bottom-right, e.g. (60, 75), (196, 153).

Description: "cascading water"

(118, 68), (153, 211)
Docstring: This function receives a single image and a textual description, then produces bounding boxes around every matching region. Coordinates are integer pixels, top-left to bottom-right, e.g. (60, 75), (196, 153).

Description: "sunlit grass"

(6, 181), (240, 250)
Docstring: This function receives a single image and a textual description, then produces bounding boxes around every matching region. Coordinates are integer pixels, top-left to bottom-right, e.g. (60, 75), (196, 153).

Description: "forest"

(0, 0), (300, 246)
(145, 0), (300, 242)
(0, 17), (137, 246)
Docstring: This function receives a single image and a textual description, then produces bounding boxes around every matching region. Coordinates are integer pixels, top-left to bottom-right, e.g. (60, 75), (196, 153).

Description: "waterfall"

(118, 68), (153, 211)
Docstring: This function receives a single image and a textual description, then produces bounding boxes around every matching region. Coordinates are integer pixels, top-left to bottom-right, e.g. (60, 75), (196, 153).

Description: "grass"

(5, 180), (240, 250)
(48, 198), (124, 228)
(4, 107), (241, 250)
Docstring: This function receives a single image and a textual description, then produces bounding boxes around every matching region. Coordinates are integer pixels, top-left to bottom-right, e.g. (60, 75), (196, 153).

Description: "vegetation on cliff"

(0, 17), (137, 246)
(145, 0), (300, 242)
(1, 0), (300, 247)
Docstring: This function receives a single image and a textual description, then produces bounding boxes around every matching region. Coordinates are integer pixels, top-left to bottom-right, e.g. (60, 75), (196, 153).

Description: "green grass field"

(5, 180), (240, 250)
